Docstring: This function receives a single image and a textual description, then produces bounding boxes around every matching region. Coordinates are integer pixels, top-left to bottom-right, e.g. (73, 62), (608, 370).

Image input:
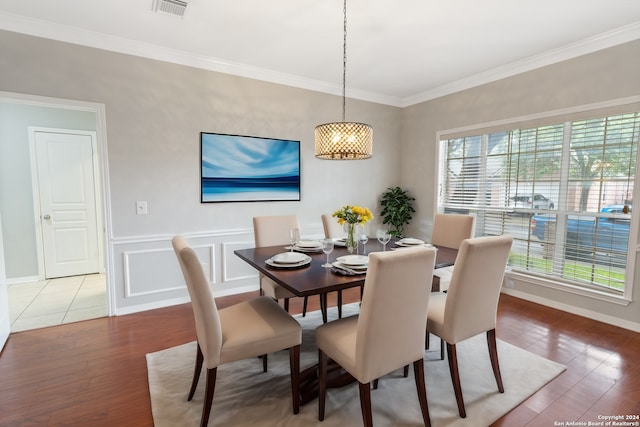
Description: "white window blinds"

(439, 112), (639, 293)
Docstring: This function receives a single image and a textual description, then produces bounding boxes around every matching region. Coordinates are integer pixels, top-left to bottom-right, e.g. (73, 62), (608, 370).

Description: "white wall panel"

(112, 231), (262, 314)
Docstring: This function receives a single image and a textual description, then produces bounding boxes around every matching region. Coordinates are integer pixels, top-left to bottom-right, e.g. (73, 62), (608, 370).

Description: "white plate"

(293, 246), (323, 253)
(332, 238), (347, 246)
(332, 262), (367, 274)
(296, 240), (322, 248)
(398, 238), (425, 245)
(271, 252), (308, 264)
(336, 255), (369, 266)
(334, 261), (367, 270)
(394, 243), (434, 249)
(266, 257), (311, 268)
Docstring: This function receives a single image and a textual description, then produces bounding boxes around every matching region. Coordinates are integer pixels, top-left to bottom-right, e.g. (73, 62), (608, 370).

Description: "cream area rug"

(146, 303), (565, 427)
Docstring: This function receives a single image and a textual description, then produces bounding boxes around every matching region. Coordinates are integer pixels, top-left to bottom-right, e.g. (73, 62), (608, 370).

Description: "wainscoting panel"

(221, 241), (258, 283)
(111, 231), (259, 315)
(110, 225), (324, 315)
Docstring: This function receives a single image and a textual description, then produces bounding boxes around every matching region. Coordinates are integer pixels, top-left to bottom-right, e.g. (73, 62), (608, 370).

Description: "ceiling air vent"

(153, 0), (188, 17)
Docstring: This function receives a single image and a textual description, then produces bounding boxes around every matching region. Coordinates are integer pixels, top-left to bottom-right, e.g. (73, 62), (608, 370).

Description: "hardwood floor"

(0, 290), (638, 426)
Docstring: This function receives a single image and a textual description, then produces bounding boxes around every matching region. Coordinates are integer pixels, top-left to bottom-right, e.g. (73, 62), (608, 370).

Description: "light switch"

(136, 201), (148, 215)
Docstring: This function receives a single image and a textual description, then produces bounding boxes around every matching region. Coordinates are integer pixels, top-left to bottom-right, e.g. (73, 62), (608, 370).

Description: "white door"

(0, 213), (10, 351)
(34, 131), (100, 278)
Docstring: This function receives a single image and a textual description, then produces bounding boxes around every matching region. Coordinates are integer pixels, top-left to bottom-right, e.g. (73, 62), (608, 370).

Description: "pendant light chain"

(313, 0), (373, 160)
(342, 0), (347, 123)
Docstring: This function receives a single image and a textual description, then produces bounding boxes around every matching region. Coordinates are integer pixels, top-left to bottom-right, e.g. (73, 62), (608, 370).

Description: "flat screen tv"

(200, 132), (301, 203)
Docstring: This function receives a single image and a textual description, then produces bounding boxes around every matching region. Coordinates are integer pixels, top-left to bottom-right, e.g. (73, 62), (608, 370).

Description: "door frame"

(0, 91), (114, 316)
(28, 127), (104, 279)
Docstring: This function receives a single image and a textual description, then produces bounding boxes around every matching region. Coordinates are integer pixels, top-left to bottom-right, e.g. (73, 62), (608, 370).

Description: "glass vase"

(345, 223), (357, 254)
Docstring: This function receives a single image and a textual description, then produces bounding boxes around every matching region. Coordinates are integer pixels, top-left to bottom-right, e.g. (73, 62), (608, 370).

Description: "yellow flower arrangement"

(332, 205), (374, 226)
(332, 205), (373, 253)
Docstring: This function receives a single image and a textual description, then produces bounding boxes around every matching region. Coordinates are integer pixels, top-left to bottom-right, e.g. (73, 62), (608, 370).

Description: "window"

(439, 112), (640, 296)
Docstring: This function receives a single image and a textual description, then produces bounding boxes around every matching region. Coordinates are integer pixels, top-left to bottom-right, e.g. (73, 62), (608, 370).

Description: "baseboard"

(501, 287), (640, 333)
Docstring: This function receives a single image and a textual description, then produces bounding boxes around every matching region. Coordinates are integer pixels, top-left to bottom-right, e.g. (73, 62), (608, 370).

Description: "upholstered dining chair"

(430, 213), (475, 292)
(316, 247), (437, 427)
(321, 213), (346, 240)
(172, 236), (302, 427)
(253, 215), (304, 312)
(426, 234), (513, 418)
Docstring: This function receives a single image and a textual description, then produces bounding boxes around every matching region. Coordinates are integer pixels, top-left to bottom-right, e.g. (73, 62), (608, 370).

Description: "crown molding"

(1, 12), (638, 108)
(402, 21), (640, 107)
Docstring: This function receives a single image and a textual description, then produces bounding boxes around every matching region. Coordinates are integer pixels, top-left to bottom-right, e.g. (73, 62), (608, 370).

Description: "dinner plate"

(271, 252), (308, 264)
(296, 240), (322, 248)
(332, 262), (367, 275)
(336, 255), (369, 266)
(266, 254), (311, 268)
(397, 237), (425, 246)
(395, 242), (434, 248)
(332, 238), (347, 246)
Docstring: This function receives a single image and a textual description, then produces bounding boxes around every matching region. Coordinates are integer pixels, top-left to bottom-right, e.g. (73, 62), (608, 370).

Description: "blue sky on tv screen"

(202, 134), (299, 179)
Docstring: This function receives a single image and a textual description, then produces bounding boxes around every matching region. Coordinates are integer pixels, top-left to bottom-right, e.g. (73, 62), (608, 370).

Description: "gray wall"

(401, 39), (640, 329)
(1, 28), (639, 330)
(0, 30), (401, 313)
(0, 103), (96, 278)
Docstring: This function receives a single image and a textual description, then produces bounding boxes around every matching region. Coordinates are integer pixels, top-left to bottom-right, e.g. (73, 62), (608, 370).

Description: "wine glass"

(377, 229), (391, 251)
(288, 228), (299, 252)
(321, 239), (334, 268)
(359, 227), (369, 255)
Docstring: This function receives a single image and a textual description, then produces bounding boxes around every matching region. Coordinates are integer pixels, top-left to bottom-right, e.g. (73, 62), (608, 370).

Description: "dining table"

(234, 238), (458, 405)
(234, 239), (457, 301)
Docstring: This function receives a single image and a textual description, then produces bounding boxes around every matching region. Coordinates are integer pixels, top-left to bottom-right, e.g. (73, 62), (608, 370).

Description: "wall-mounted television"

(200, 132), (301, 203)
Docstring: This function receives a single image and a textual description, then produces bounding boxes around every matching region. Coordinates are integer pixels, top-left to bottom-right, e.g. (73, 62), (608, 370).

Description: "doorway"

(0, 92), (112, 332)
(30, 128), (101, 279)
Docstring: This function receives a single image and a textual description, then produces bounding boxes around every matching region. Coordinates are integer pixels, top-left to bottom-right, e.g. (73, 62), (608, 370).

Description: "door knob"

(43, 214), (51, 220)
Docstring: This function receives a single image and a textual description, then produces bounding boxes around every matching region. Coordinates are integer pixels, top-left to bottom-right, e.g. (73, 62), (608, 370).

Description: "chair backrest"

(253, 215), (300, 247)
(355, 248), (437, 383)
(172, 236), (223, 368)
(443, 234), (513, 343)
(431, 214), (475, 249)
(321, 214), (345, 239)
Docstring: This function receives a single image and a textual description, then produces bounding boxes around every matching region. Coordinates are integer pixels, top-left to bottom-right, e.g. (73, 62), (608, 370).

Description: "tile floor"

(7, 274), (107, 332)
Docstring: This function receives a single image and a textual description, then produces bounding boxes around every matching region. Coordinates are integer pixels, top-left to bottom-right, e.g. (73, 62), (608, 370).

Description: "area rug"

(147, 304), (565, 426)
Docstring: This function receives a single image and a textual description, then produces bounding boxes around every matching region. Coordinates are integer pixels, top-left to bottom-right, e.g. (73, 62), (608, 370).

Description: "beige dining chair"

(316, 247), (437, 427)
(172, 236), (302, 427)
(426, 234), (513, 418)
(321, 213), (346, 240)
(253, 215), (304, 312)
(430, 213), (475, 292)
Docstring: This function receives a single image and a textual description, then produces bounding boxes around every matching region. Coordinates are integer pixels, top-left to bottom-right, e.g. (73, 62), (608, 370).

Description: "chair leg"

(413, 359), (431, 427)
(358, 381), (373, 427)
(289, 345), (301, 414)
(372, 378), (378, 389)
(200, 367), (217, 427)
(318, 349), (328, 421)
(403, 365), (410, 377)
(261, 354), (268, 373)
(188, 342), (204, 401)
(302, 296), (308, 317)
(425, 330), (430, 350)
(446, 343), (466, 418)
(487, 329), (504, 393)
(337, 290), (343, 318)
(440, 338), (445, 360)
(284, 298), (290, 312)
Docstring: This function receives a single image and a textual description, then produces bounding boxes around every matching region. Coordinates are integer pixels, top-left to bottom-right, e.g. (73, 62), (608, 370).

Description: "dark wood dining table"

(234, 239), (458, 405)
(234, 240), (458, 299)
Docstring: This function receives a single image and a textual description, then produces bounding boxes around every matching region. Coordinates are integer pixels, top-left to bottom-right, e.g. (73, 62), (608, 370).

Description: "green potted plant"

(380, 186), (415, 238)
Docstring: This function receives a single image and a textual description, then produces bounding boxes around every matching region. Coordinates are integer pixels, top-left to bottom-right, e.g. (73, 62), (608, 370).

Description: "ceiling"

(1, 0), (639, 107)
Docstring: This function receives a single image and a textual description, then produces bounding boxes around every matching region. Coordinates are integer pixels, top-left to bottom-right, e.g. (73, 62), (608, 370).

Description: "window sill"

(504, 270), (631, 307)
